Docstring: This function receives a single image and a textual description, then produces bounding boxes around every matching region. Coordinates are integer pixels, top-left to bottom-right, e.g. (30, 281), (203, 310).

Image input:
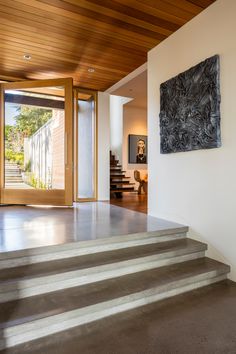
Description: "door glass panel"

(77, 93), (95, 199)
(4, 86), (65, 190)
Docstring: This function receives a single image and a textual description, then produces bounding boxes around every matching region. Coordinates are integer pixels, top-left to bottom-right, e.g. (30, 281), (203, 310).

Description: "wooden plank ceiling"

(0, 0), (216, 91)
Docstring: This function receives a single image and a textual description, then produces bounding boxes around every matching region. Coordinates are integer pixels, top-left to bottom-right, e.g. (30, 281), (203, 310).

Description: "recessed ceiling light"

(88, 68), (95, 73)
(23, 54), (32, 60)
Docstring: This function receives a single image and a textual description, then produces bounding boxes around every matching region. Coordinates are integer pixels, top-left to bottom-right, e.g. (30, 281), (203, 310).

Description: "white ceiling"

(110, 70), (147, 109)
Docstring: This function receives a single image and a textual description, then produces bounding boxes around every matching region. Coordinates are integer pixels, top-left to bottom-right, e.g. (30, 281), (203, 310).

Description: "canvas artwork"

(159, 55), (221, 154)
(128, 135), (148, 164)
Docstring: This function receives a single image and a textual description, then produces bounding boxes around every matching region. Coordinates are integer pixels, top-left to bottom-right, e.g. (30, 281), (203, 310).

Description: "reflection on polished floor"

(110, 193), (147, 214)
(0, 202), (182, 252)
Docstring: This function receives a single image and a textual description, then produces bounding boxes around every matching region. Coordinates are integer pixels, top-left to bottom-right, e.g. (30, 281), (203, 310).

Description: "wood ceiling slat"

(112, 0), (187, 25)
(0, 30), (144, 64)
(163, 0), (203, 14)
(0, 0), (215, 90)
(0, 48), (137, 80)
(40, 0), (174, 37)
(135, 0), (198, 19)
(0, 3), (158, 48)
(0, 30), (146, 74)
(0, 38), (145, 73)
(0, 19), (148, 58)
(64, 0), (179, 32)
(187, 0), (215, 8)
(11, 0), (167, 42)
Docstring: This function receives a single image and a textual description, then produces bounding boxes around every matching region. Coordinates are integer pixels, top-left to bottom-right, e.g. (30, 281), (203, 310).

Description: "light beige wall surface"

(148, 0), (236, 280)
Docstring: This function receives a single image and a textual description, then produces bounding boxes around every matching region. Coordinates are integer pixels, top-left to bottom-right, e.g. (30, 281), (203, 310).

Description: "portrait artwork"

(128, 135), (148, 164)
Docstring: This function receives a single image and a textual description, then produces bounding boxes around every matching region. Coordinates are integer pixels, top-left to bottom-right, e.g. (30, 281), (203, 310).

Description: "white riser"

(0, 271), (227, 350)
(0, 251), (205, 302)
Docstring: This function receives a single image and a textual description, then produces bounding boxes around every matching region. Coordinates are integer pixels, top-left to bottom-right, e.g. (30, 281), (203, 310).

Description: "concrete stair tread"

(0, 238), (206, 283)
(0, 257), (229, 329)
(0, 227), (189, 262)
(4, 280), (235, 354)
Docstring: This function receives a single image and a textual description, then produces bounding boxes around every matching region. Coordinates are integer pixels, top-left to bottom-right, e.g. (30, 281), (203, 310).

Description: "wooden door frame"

(74, 88), (98, 202)
(0, 77), (73, 206)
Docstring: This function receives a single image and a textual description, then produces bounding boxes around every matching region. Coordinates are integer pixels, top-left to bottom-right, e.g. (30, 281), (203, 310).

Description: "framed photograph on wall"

(128, 134), (148, 164)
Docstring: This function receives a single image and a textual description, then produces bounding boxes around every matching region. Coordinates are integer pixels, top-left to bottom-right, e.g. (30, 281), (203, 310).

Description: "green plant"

(28, 174), (38, 188)
(5, 149), (24, 167)
(27, 173), (47, 190)
(24, 160), (31, 172)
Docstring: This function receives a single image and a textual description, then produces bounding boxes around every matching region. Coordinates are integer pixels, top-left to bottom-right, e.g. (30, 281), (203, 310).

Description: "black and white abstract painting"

(159, 55), (221, 154)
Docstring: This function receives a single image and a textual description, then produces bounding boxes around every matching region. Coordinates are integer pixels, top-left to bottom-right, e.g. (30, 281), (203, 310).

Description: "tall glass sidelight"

(77, 92), (96, 200)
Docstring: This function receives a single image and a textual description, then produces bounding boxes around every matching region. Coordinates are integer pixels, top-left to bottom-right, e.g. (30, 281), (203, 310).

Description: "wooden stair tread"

(110, 175), (127, 178)
(110, 188), (135, 192)
(110, 182), (135, 185)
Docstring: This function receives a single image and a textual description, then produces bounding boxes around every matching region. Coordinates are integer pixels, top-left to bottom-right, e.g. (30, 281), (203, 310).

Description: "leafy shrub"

(5, 149), (24, 167)
(24, 160), (31, 172)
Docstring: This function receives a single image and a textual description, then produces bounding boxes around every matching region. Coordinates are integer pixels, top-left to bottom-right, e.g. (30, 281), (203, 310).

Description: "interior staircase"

(110, 151), (135, 197)
(0, 226), (230, 350)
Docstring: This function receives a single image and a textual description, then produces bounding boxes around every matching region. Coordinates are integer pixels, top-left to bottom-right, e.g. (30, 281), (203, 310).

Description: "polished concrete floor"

(110, 193), (147, 214)
(5, 280), (236, 354)
(0, 202), (183, 252)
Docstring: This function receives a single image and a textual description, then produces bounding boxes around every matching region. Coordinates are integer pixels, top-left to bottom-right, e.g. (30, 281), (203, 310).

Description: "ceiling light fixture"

(88, 68), (95, 73)
(23, 54), (32, 60)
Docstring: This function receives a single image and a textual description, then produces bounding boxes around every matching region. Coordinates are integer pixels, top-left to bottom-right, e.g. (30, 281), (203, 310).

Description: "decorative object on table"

(134, 170), (148, 195)
(129, 134), (148, 164)
(159, 55), (221, 154)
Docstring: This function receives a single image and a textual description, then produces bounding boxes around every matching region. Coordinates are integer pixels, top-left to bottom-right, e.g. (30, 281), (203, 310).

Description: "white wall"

(148, 0), (236, 280)
(110, 95), (131, 163)
(123, 105), (147, 190)
(97, 92), (110, 201)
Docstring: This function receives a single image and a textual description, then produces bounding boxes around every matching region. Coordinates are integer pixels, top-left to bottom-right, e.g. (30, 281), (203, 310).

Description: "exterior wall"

(51, 110), (64, 189)
(24, 109), (64, 189)
(148, 0), (236, 280)
(122, 105), (147, 190)
(24, 120), (52, 189)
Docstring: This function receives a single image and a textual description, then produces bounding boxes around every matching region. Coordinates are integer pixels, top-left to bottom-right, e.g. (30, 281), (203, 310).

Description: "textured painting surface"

(159, 55), (221, 154)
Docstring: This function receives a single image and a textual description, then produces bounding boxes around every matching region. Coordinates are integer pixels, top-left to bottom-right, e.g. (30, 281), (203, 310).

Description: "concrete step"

(5, 169), (21, 173)
(5, 179), (23, 183)
(5, 167), (21, 171)
(0, 238), (206, 302)
(0, 257), (229, 349)
(0, 227), (188, 269)
(5, 177), (23, 180)
(5, 173), (22, 176)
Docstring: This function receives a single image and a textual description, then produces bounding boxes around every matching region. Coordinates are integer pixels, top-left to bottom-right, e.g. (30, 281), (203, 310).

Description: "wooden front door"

(0, 78), (73, 206)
